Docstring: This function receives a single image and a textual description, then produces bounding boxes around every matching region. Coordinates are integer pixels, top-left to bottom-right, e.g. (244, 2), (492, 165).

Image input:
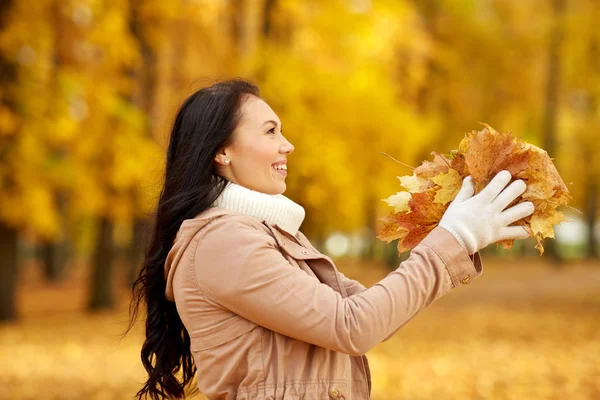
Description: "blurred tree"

(540, 0), (565, 264)
(0, 224), (18, 321)
(124, 0), (158, 286)
(81, 0), (160, 310)
(40, 1), (74, 282)
(0, 0), (58, 320)
(89, 216), (116, 309)
(0, 0), (17, 320)
(561, 0), (600, 259)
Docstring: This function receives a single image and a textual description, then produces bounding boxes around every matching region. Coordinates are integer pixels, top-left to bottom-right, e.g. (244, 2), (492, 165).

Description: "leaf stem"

(566, 204), (583, 214)
(431, 151), (452, 169)
(545, 200), (582, 215)
(380, 152), (415, 170)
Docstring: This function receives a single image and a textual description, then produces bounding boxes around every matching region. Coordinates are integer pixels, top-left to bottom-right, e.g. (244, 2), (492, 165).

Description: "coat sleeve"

(336, 271), (367, 297)
(191, 215), (483, 356)
(377, 251), (482, 342)
(336, 270), (399, 343)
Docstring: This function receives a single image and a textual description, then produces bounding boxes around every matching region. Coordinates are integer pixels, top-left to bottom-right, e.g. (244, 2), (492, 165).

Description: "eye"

(268, 127), (282, 135)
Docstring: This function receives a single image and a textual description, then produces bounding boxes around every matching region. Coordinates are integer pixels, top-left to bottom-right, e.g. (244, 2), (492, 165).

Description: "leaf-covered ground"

(1, 257), (598, 400)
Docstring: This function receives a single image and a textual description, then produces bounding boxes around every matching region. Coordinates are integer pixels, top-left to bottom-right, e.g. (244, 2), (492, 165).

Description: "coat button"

(301, 249), (309, 255)
(461, 275), (471, 284)
(329, 388), (340, 398)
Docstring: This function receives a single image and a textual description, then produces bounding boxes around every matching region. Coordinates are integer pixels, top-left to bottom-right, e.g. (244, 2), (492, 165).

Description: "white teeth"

(272, 164), (287, 170)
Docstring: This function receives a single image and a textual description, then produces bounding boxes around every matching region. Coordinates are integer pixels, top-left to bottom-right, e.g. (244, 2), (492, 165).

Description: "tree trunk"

(586, 177), (598, 258)
(583, 36), (600, 259)
(127, 0), (156, 287)
(361, 194), (377, 261)
(0, 0), (18, 321)
(41, 192), (70, 281)
(41, 239), (66, 281)
(127, 218), (149, 286)
(231, 0), (248, 63)
(88, 216), (115, 310)
(261, 0), (277, 38)
(541, 0), (565, 265)
(383, 243), (401, 270)
(0, 222), (19, 321)
(583, 120), (599, 259)
(47, 3), (71, 281)
(412, 0), (442, 114)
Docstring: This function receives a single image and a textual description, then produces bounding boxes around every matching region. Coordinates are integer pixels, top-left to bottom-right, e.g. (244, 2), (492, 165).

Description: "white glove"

(438, 170), (534, 255)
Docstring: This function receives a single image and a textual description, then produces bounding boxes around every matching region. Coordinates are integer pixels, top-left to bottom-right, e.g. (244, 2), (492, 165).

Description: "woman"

(126, 78), (534, 400)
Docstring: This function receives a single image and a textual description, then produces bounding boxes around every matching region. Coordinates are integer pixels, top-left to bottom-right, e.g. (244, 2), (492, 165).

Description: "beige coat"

(164, 207), (483, 399)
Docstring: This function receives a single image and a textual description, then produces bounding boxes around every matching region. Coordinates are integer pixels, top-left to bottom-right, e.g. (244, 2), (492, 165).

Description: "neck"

(211, 180), (306, 236)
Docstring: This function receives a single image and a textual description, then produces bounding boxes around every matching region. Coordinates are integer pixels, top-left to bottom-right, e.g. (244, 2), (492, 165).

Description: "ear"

(214, 148), (229, 166)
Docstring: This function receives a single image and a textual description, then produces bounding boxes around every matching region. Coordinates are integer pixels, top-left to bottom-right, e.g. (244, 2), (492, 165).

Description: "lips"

(272, 160), (287, 166)
(272, 164), (287, 176)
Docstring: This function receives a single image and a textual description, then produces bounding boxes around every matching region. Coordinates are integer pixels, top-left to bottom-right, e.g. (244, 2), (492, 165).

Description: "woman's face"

(214, 95), (294, 195)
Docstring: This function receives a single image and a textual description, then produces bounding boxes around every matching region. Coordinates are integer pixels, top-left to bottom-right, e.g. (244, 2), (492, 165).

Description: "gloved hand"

(438, 170), (534, 255)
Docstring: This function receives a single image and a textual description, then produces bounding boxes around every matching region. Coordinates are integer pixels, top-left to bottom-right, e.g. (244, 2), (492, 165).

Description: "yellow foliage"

(0, 107), (19, 135)
(0, 0), (596, 242)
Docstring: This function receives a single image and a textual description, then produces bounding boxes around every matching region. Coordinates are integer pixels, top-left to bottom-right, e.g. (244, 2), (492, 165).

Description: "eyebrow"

(261, 120), (282, 129)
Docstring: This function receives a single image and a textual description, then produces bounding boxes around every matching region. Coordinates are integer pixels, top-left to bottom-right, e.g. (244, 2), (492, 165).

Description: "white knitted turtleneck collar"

(211, 180), (306, 237)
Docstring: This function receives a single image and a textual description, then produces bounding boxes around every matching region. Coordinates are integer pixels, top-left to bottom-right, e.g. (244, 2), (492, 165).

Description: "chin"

(278, 181), (287, 193)
(269, 183), (286, 195)
(270, 186), (286, 195)
(257, 182), (285, 195)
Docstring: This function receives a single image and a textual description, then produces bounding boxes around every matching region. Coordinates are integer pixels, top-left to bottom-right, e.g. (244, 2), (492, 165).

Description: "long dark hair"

(124, 78), (260, 399)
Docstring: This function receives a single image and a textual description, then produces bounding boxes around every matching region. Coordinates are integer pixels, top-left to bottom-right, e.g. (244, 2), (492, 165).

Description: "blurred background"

(0, 0), (599, 399)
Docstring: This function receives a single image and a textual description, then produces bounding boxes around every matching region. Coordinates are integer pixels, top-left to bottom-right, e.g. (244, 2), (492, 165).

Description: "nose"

(281, 138), (294, 154)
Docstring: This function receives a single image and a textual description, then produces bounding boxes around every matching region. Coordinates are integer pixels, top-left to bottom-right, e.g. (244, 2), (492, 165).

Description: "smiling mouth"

(273, 168), (287, 176)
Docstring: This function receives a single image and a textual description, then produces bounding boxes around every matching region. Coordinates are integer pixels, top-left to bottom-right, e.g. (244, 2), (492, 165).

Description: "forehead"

(239, 95), (280, 127)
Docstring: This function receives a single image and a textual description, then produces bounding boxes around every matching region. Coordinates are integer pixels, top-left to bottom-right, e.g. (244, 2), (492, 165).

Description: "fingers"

(499, 201), (535, 226)
(453, 176), (475, 203)
(477, 170), (512, 202)
(498, 225), (531, 241)
(493, 179), (527, 211)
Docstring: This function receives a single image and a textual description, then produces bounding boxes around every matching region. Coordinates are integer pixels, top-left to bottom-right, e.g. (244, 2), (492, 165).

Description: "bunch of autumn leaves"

(378, 124), (572, 255)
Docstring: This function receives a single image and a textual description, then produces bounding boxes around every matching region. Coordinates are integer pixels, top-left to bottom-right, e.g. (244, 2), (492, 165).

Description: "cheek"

(248, 146), (277, 168)
(242, 143), (275, 168)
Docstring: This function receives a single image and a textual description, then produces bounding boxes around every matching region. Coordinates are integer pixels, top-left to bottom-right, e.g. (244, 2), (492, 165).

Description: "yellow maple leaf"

(398, 175), (429, 192)
(431, 168), (462, 205)
(530, 209), (567, 240)
(382, 191), (411, 213)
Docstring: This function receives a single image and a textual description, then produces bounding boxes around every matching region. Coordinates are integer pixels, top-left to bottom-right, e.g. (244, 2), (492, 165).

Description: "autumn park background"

(0, 0), (599, 399)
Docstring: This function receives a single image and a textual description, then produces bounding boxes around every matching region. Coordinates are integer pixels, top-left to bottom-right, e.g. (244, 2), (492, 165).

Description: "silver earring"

(224, 158), (230, 164)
